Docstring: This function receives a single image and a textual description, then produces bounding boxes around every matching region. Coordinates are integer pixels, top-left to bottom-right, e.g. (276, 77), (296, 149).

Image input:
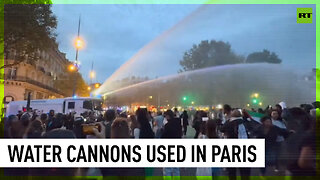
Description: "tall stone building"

(1, 44), (70, 106)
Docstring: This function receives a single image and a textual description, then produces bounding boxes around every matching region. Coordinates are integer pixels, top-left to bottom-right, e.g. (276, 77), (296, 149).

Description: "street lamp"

(72, 16), (84, 97)
(75, 37), (84, 49)
(90, 71), (95, 79)
(68, 64), (76, 71)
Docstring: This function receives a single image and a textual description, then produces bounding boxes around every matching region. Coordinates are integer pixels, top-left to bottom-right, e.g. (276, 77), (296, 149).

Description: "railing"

(0, 73), (65, 96)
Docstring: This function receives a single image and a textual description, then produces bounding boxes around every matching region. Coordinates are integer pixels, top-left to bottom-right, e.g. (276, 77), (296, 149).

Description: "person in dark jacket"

(46, 109), (55, 131)
(180, 110), (189, 136)
(253, 116), (292, 175)
(104, 109), (116, 138)
(161, 110), (181, 177)
(192, 111), (203, 138)
(220, 109), (250, 180)
(220, 110), (248, 139)
(162, 110), (182, 138)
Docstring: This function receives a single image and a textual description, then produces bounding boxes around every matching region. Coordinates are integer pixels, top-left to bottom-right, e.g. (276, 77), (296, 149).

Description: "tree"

(246, 49), (282, 64)
(179, 40), (244, 72)
(2, 2), (57, 69)
(54, 71), (90, 97)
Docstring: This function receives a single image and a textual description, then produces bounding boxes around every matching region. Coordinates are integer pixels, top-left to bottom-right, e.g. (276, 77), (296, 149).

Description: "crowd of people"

(0, 101), (318, 179)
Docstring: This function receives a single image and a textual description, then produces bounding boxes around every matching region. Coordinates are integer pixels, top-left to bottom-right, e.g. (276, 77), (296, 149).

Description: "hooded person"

(220, 109), (250, 180)
(221, 109), (248, 139)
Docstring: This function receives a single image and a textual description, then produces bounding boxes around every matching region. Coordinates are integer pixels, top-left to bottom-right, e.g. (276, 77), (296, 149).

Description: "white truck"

(6, 97), (103, 116)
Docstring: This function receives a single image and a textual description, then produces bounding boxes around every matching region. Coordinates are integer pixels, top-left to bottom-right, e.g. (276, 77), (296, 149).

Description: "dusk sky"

(52, 4), (316, 84)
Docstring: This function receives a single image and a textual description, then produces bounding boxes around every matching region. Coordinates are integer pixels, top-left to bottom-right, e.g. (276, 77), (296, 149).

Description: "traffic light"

(183, 96), (187, 101)
(250, 92), (262, 106)
(252, 98), (258, 104)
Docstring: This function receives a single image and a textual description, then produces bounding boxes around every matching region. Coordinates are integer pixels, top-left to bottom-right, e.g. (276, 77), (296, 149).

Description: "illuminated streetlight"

(68, 64), (76, 71)
(75, 37), (84, 49)
(191, 101), (195, 105)
(90, 71), (95, 79)
(87, 86), (91, 91)
(254, 93), (259, 98)
(247, 104), (250, 107)
(72, 16), (83, 97)
(259, 102), (263, 106)
(252, 99), (258, 104)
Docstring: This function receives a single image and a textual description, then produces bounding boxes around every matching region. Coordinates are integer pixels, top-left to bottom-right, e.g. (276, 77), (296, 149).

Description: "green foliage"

(3, 0), (52, 4)
(246, 49), (282, 64)
(2, 3), (57, 68)
(179, 40), (244, 72)
(179, 40), (282, 72)
(54, 71), (90, 97)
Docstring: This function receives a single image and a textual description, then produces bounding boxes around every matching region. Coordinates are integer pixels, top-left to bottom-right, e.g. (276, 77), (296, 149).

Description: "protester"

(153, 111), (164, 138)
(37, 129), (78, 176)
(127, 114), (139, 138)
(136, 108), (154, 138)
(270, 110), (287, 172)
(162, 110), (182, 138)
(223, 104), (232, 123)
(111, 118), (130, 138)
(24, 119), (44, 138)
(4, 115), (21, 138)
(253, 116), (292, 176)
(99, 117), (145, 177)
(288, 134), (316, 178)
(161, 110), (182, 177)
(174, 107), (180, 118)
(192, 111), (203, 138)
(104, 109), (116, 138)
(46, 109), (55, 131)
(180, 110), (189, 136)
(196, 120), (221, 178)
(1, 100), (316, 178)
(73, 116), (85, 138)
(40, 113), (47, 126)
(221, 109), (250, 180)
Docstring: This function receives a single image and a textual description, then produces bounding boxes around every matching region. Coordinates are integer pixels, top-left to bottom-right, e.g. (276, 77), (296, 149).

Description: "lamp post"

(72, 16), (84, 97)
(89, 61), (95, 85)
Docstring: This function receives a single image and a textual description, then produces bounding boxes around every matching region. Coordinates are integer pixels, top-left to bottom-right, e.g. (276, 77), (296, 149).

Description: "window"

(83, 100), (93, 110)
(3, 96), (14, 104)
(8, 68), (17, 79)
(68, 102), (75, 109)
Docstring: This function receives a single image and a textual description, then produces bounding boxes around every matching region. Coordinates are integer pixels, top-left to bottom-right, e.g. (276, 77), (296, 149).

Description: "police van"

(6, 97), (103, 116)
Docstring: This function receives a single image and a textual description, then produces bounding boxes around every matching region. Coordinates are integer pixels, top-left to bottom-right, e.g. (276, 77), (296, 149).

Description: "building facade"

(1, 44), (70, 106)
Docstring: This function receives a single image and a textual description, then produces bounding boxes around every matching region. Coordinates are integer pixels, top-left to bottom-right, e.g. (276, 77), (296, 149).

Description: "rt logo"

(297, 8), (312, 23)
